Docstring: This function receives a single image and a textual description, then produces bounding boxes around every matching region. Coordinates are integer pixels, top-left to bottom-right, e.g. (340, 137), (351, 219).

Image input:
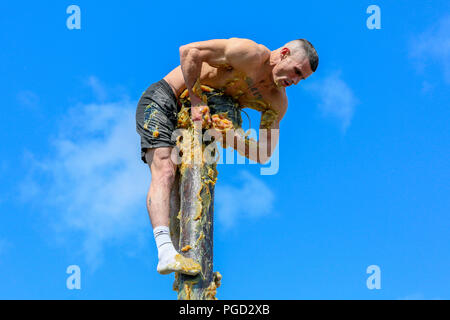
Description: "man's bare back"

(163, 38), (309, 131)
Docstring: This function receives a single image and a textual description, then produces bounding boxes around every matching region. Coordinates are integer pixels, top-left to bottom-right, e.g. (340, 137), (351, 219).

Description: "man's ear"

(280, 47), (290, 58)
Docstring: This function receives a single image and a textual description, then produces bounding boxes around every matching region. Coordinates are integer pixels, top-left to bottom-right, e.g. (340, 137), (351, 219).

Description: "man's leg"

(145, 147), (201, 276)
(146, 147), (176, 228)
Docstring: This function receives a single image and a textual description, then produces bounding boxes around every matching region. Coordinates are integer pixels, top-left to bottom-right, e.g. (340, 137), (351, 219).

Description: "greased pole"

(172, 86), (235, 300)
(173, 124), (221, 300)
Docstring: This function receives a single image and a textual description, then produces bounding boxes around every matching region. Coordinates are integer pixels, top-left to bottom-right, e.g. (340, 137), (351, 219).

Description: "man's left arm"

(223, 106), (286, 164)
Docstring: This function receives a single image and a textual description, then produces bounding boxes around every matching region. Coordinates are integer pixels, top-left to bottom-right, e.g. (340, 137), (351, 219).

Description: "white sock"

(153, 226), (178, 262)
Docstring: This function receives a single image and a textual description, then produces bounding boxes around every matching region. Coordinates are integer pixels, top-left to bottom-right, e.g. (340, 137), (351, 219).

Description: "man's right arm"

(179, 38), (268, 125)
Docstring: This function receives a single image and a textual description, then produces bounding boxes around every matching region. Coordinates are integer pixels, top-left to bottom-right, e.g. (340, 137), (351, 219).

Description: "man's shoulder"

(228, 38), (268, 50)
(226, 38), (271, 65)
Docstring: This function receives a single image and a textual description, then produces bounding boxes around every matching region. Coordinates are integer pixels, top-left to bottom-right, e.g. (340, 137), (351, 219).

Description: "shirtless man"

(136, 38), (319, 275)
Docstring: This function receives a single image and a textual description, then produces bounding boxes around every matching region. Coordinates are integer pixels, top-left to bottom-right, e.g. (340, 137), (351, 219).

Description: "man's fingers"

(201, 106), (210, 114)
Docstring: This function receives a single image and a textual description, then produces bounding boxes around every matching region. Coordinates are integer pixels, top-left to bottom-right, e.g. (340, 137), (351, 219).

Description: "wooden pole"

(171, 86), (240, 300)
(171, 127), (220, 300)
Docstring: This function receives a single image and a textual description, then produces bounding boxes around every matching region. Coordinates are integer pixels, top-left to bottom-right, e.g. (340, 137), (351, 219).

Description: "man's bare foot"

(157, 253), (202, 276)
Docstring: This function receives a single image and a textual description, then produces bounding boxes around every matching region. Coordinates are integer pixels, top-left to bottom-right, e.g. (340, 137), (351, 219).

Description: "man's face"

(272, 49), (313, 88)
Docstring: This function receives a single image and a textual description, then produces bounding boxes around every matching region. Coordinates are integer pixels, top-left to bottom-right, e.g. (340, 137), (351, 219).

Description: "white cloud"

(303, 72), (358, 131)
(86, 76), (108, 101)
(410, 15), (450, 84)
(17, 90), (39, 108)
(25, 96), (149, 267)
(215, 170), (275, 228)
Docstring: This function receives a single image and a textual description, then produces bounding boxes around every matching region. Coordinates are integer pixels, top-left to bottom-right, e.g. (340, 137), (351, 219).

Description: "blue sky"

(0, 1), (449, 299)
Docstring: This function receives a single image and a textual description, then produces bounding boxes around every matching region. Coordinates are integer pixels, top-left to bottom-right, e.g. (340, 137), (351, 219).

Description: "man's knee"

(147, 148), (176, 188)
(155, 165), (176, 187)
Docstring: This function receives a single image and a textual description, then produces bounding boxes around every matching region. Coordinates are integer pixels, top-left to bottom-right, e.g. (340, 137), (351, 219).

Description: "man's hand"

(191, 95), (212, 129)
(191, 104), (211, 123)
(211, 113), (234, 145)
(211, 114), (233, 131)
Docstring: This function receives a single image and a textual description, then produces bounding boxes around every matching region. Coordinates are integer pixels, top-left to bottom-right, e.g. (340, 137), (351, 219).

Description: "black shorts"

(136, 79), (179, 163)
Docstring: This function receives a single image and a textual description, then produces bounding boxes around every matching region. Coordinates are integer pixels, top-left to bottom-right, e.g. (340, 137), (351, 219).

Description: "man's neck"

(255, 50), (280, 91)
(269, 49), (281, 66)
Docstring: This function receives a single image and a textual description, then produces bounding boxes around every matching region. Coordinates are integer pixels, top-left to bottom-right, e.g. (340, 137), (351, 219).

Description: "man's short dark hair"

(298, 39), (319, 72)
